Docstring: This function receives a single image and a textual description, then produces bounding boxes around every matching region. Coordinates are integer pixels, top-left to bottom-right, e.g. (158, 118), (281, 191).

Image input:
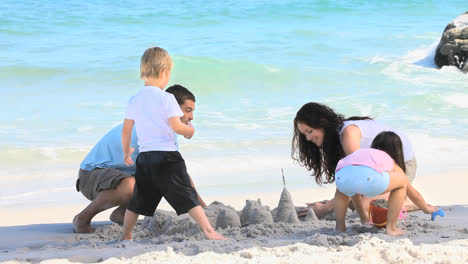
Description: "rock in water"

(435, 11), (468, 72)
(274, 188), (300, 224)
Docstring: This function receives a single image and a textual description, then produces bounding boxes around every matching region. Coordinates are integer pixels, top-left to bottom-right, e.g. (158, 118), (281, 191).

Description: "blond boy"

(121, 47), (225, 240)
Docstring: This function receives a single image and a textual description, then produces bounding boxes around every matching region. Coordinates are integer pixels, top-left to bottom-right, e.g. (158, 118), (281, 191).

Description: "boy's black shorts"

(127, 151), (200, 216)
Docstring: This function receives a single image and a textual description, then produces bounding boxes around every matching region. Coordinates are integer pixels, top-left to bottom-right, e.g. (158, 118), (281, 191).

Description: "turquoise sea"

(1, 0), (467, 209)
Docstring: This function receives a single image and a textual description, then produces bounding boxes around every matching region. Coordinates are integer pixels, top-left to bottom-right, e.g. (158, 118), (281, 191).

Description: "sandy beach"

(2, 1), (468, 263)
(1, 170), (467, 264)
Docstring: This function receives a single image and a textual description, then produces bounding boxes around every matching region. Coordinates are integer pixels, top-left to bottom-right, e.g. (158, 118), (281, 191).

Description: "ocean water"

(1, 0), (467, 209)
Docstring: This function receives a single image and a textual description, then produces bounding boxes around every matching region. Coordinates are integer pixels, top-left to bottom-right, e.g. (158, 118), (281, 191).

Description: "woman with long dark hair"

(292, 102), (418, 219)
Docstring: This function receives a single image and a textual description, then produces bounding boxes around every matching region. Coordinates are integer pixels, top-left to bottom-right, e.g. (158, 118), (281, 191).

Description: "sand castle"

(68, 187), (463, 263)
(240, 199), (273, 225)
(142, 187), (308, 237)
(216, 206), (241, 229)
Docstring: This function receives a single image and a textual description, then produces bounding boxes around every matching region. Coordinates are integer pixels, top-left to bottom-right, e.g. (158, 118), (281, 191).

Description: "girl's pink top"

(335, 148), (394, 173)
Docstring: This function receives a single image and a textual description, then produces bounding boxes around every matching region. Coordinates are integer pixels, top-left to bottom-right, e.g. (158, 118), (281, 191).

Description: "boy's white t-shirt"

(125, 86), (183, 152)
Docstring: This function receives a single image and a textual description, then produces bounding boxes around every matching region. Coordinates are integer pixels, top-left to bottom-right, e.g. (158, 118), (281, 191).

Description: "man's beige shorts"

(76, 168), (133, 201)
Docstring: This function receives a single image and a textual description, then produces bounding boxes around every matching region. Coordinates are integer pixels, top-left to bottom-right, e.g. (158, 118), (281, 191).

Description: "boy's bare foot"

(385, 227), (405, 236)
(205, 230), (227, 240)
(110, 206), (126, 225)
(73, 215), (94, 233)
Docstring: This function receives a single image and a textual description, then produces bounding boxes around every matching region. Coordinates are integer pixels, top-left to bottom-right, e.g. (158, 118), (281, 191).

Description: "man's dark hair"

(166, 84), (195, 105)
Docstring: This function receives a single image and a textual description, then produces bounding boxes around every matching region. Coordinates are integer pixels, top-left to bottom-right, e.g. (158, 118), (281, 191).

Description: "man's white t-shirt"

(125, 86), (183, 152)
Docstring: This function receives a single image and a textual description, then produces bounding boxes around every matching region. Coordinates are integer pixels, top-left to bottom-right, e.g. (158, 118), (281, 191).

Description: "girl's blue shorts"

(335, 165), (390, 197)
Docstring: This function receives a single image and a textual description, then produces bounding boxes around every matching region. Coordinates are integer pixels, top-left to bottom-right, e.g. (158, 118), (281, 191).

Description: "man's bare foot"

(385, 227), (405, 236)
(205, 230), (227, 240)
(110, 206), (126, 225)
(73, 215), (94, 233)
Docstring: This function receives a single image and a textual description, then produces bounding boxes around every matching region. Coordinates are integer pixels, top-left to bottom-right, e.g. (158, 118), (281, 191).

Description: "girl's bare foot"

(360, 216), (370, 225)
(119, 234), (133, 241)
(73, 215), (94, 233)
(385, 226), (405, 236)
(335, 223), (346, 234)
(205, 230), (227, 240)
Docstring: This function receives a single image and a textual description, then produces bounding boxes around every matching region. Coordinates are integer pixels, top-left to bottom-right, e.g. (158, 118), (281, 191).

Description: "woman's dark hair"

(291, 102), (371, 185)
(371, 131), (406, 172)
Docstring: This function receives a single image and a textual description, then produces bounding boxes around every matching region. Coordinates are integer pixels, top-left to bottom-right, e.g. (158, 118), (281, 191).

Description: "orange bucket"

(368, 199), (388, 228)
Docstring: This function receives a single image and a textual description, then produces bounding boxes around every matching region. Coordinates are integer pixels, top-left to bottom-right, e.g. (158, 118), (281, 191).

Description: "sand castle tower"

(240, 199), (273, 226)
(304, 207), (319, 222)
(204, 201), (227, 227)
(248, 205), (273, 225)
(216, 206), (241, 229)
(241, 199), (262, 226)
(274, 188), (300, 224)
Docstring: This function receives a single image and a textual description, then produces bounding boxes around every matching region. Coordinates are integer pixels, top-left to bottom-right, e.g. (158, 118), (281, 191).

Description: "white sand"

(1, 170), (467, 264)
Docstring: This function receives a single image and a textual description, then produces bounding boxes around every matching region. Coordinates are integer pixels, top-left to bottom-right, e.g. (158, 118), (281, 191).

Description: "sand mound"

(304, 207), (319, 222)
(274, 188), (300, 224)
(216, 206), (241, 229)
(142, 188), (302, 237)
